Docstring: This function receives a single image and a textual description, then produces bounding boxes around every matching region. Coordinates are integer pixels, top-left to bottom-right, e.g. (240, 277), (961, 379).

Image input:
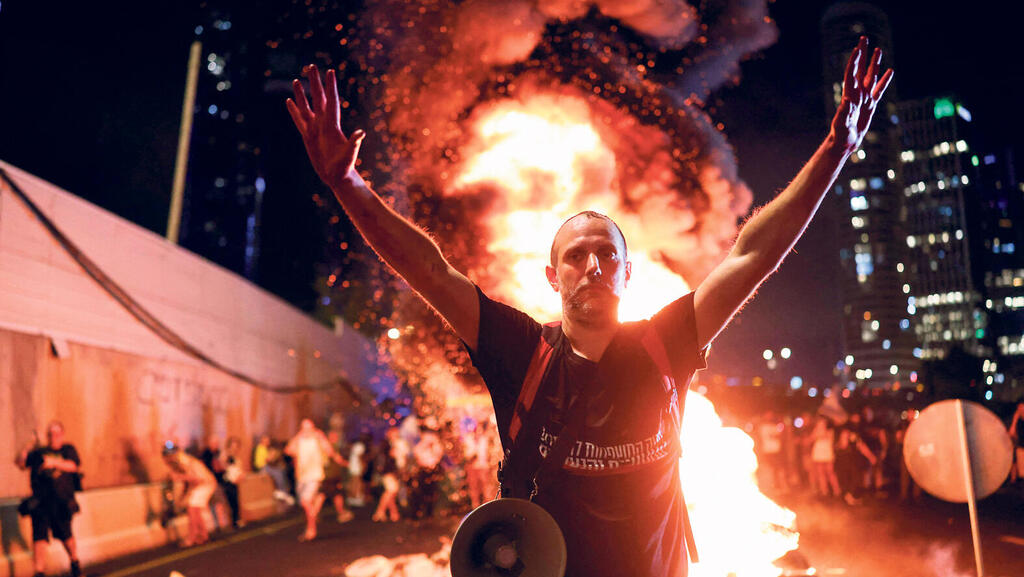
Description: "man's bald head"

(549, 211), (628, 267)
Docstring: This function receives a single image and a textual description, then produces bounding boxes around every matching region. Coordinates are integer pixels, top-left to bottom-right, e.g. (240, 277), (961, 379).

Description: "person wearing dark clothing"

(469, 288), (705, 576)
(285, 36), (891, 577)
(835, 414), (876, 505)
(15, 421), (83, 577)
(222, 437), (245, 528)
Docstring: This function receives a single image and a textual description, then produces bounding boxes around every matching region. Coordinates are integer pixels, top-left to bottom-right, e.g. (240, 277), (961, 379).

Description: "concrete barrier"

(0, 474), (280, 577)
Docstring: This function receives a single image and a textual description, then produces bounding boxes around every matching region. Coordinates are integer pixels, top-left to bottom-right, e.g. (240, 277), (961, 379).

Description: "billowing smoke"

(330, 0), (778, 411)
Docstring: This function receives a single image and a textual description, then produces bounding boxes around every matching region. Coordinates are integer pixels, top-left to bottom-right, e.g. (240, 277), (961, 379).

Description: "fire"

(682, 391), (799, 577)
(451, 92), (690, 322)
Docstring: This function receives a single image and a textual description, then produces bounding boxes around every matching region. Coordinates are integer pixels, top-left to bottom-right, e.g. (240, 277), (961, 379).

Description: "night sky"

(0, 0), (1020, 384)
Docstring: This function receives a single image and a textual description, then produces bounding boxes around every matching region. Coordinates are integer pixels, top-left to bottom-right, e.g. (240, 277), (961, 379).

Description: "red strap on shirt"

(508, 321), (560, 443)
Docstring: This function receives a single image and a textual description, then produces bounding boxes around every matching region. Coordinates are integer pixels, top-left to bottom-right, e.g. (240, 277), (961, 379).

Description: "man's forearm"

(330, 173), (453, 292)
(731, 136), (849, 273)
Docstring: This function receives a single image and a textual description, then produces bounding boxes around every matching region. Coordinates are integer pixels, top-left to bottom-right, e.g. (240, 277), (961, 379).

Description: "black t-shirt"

(26, 444), (81, 502)
(466, 287), (706, 577)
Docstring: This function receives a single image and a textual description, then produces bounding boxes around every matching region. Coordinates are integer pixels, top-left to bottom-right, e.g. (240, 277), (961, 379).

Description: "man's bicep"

(694, 251), (763, 349)
(417, 265), (481, 350)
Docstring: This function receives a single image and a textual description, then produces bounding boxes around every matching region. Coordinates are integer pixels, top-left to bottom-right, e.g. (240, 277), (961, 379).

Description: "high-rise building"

(180, 2), (266, 281)
(895, 96), (989, 364)
(969, 147), (1024, 396)
(820, 2), (919, 388)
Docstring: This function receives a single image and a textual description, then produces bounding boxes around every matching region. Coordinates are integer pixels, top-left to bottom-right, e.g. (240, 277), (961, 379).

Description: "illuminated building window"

(851, 216), (866, 228)
(869, 177), (884, 190)
(850, 178), (867, 191)
(850, 195), (868, 211)
(955, 140), (968, 152)
(887, 169), (896, 180)
(907, 235), (916, 248)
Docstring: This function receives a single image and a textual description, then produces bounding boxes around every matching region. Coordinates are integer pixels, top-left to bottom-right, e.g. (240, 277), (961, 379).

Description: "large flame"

(450, 93), (691, 322)
(682, 392), (799, 577)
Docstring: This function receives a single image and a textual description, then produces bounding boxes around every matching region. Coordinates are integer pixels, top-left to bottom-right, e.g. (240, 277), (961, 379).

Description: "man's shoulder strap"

(508, 321), (560, 443)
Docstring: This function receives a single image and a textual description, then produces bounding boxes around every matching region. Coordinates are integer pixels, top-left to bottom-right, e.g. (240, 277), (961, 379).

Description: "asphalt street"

(86, 488), (1024, 577)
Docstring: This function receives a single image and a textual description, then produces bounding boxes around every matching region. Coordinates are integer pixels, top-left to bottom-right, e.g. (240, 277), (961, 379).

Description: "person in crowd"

(221, 436), (246, 528)
(199, 434), (234, 530)
(323, 430), (355, 523)
(464, 419), (500, 509)
(894, 416), (922, 502)
(809, 416), (841, 498)
(347, 433), (368, 507)
(1009, 401), (1024, 485)
(285, 36), (892, 575)
(253, 435), (296, 505)
(756, 411), (789, 494)
(834, 412), (876, 505)
(285, 418), (346, 541)
(162, 442), (218, 547)
(793, 411), (816, 491)
(372, 428), (404, 522)
(859, 406), (888, 497)
(15, 421), (83, 577)
(410, 418), (444, 520)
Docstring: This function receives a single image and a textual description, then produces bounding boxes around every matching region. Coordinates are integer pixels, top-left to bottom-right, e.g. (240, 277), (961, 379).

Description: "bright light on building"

(890, 364), (899, 375)
(780, 347), (791, 359)
(845, 354), (854, 366)
(387, 328), (401, 340)
(763, 349), (773, 360)
(790, 376), (803, 390)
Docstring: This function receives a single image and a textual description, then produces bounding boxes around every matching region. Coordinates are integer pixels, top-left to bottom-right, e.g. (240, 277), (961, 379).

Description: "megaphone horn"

(451, 498), (566, 577)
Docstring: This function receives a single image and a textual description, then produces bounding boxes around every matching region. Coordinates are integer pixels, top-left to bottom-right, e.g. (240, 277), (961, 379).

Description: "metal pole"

(166, 40), (202, 244)
(955, 399), (985, 577)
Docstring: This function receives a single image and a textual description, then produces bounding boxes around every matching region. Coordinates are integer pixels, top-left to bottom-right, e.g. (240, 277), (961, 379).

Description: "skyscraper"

(181, 2), (266, 281)
(820, 1), (919, 388)
(895, 96), (988, 363)
(969, 146), (1024, 396)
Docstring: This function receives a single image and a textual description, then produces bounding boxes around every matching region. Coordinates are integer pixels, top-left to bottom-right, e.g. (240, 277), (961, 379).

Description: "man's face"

(546, 215), (631, 328)
(47, 424), (64, 449)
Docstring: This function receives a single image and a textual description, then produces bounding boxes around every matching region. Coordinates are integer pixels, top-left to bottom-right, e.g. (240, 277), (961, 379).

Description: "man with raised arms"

(287, 37), (892, 577)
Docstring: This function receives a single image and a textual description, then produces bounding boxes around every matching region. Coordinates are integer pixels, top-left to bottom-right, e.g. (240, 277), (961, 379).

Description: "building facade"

(821, 2), (920, 389)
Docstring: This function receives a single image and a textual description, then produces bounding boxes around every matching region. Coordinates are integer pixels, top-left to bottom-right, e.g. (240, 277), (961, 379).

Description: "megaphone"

(451, 498), (566, 577)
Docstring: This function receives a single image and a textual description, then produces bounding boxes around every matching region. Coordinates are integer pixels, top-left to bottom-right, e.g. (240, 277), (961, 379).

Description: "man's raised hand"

(830, 36), (894, 154)
(286, 64), (365, 190)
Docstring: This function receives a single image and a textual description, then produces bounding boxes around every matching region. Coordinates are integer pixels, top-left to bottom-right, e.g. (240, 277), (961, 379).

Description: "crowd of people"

(158, 410), (503, 545)
(751, 400), (1024, 505)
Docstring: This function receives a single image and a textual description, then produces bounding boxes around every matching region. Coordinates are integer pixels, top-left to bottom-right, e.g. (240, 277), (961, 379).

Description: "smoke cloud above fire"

(351, 0), (777, 319)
